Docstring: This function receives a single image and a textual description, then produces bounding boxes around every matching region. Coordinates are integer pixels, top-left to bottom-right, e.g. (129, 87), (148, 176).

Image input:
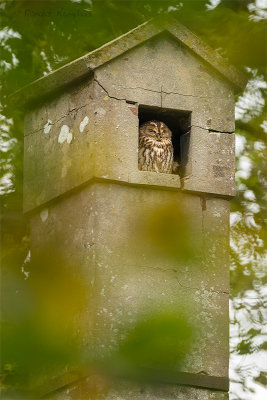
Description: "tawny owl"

(138, 120), (174, 174)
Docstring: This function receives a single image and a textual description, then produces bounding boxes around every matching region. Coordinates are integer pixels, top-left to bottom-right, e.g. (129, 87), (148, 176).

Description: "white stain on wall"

(79, 116), (89, 133)
(58, 125), (73, 144)
(40, 208), (49, 222)
(44, 120), (52, 134)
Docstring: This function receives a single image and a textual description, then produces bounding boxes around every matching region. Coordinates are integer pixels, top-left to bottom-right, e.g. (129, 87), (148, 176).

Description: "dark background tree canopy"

(1, 1), (266, 399)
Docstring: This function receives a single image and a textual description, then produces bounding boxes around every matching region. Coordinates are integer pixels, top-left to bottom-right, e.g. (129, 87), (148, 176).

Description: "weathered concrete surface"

(30, 182), (229, 396)
(88, 184), (228, 378)
(202, 198), (230, 293)
(95, 34), (236, 133)
(44, 375), (228, 400)
(182, 127), (235, 196)
(24, 77), (182, 212)
(24, 34), (236, 213)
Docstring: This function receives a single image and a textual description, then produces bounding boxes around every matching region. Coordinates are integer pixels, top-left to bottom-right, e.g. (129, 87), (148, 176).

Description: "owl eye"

(149, 129), (155, 133)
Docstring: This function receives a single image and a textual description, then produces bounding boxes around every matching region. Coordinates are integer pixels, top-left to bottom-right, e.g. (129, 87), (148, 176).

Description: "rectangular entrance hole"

(138, 105), (191, 176)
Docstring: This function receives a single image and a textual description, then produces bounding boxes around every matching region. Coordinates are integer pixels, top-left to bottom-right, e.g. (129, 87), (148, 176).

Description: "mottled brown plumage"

(138, 120), (174, 174)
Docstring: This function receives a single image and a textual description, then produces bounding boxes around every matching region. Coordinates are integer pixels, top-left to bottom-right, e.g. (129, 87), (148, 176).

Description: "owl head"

(139, 120), (172, 140)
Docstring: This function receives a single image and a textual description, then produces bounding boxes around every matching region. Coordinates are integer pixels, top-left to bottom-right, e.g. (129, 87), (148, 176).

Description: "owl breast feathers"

(138, 120), (174, 174)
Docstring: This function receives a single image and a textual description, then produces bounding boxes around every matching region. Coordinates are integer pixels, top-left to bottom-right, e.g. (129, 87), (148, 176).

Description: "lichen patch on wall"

(43, 119), (52, 134)
(58, 125), (73, 144)
(40, 208), (49, 222)
(79, 116), (89, 133)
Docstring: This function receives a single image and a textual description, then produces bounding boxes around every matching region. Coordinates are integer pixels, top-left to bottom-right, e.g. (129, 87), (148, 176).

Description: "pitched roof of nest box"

(10, 16), (248, 108)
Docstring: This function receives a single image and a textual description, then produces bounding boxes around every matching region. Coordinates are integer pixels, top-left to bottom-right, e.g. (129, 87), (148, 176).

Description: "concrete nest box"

(18, 17), (247, 213)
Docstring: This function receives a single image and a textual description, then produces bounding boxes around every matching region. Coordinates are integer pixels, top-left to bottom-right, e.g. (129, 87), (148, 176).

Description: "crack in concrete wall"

(25, 102), (91, 137)
(26, 79), (234, 139)
(95, 77), (228, 101)
(191, 124), (234, 134)
(208, 128), (234, 134)
(94, 78), (128, 102)
(137, 264), (229, 295)
(94, 78), (234, 137)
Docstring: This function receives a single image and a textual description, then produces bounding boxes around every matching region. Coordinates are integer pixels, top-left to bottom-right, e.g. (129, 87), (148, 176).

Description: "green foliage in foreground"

(0, 1), (266, 399)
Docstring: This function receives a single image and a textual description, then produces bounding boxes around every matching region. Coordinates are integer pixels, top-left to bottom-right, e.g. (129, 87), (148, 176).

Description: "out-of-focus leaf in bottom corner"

(1, 245), (88, 397)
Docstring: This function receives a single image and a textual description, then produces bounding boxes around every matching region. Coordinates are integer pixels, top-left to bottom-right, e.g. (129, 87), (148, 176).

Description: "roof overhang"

(9, 17), (248, 109)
